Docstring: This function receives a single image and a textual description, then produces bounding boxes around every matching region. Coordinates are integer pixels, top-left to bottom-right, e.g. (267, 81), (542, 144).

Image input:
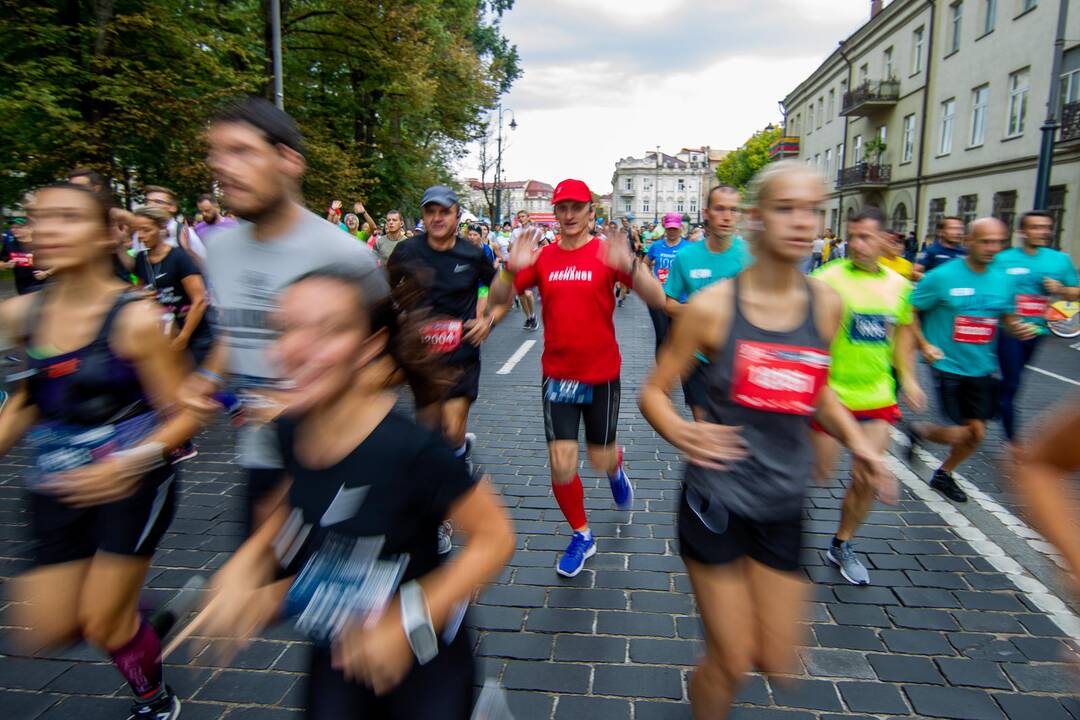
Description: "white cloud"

(459, 0), (870, 195)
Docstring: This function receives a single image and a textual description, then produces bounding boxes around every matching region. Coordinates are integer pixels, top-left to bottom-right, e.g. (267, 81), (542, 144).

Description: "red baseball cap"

(552, 179), (592, 205)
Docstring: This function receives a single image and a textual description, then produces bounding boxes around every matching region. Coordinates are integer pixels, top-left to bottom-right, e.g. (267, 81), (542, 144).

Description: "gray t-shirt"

(206, 207), (380, 468)
(374, 234), (406, 264)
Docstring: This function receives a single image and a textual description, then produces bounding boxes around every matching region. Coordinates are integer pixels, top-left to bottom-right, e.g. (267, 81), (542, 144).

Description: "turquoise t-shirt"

(911, 258), (1014, 378)
(665, 236), (752, 303)
(993, 246), (1079, 328)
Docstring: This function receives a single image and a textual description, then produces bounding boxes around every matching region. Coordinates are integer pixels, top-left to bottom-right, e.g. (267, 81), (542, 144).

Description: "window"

(854, 135), (863, 163)
(859, 64), (869, 84)
(929, 198), (947, 231)
(970, 84), (988, 145)
(1062, 69), (1080, 106)
(818, 96), (824, 128)
(623, 200), (632, 213)
(1047, 185), (1065, 249)
(878, 125), (887, 144)
(902, 114), (916, 162)
(1007, 67), (1029, 136)
(677, 199), (684, 213)
(624, 177), (633, 191)
(912, 26), (925, 73)
(794, 112), (802, 134)
(1021, 0), (1037, 12)
(642, 199), (650, 214)
(677, 178), (685, 192)
(949, 3), (963, 55)
(959, 194), (978, 228)
(827, 89), (835, 120)
(807, 103), (814, 133)
(884, 47), (894, 79)
(940, 98), (956, 154)
(992, 190), (1017, 236)
(825, 148), (833, 178)
(840, 80), (848, 114)
(837, 143), (845, 168)
(982, 0), (996, 34)
(892, 203), (909, 233)
(815, 153), (821, 170)
(689, 198), (697, 214)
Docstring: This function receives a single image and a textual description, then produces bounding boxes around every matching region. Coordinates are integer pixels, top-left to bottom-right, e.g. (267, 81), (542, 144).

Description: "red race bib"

(730, 340), (830, 416)
(420, 320), (463, 354)
(1014, 294), (1048, 318)
(9, 252), (32, 267)
(656, 267), (669, 285)
(952, 315), (998, 344)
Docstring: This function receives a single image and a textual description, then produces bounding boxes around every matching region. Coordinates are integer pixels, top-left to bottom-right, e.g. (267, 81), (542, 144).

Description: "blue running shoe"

(556, 531), (596, 578)
(608, 447), (633, 510)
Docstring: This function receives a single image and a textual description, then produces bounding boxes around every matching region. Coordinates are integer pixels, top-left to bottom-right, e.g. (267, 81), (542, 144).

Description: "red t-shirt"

(514, 237), (633, 383)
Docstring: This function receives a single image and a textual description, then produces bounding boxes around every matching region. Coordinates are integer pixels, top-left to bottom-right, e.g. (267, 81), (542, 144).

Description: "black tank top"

(686, 275), (830, 521)
(24, 290), (151, 426)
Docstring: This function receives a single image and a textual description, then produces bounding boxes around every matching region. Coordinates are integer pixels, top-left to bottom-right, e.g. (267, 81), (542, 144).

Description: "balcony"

(841, 79), (900, 117)
(1062, 101), (1080, 143)
(769, 136), (800, 160)
(836, 162), (891, 190)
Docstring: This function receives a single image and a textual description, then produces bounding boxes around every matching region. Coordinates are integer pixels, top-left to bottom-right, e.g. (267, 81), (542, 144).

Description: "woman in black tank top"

(640, 162), (894, 719)
(0, 184), (203, 720)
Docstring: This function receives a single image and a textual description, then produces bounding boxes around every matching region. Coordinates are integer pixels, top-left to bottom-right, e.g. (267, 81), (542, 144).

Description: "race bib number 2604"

(730, 340), (830, 415)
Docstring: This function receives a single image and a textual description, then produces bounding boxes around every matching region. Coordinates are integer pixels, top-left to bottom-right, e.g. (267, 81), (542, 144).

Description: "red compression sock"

(552, 474), (588, 530)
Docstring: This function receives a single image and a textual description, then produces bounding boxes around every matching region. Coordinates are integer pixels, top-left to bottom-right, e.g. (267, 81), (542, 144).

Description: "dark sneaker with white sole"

(128, 686), (180, 720)
(929, 468), (967, 503)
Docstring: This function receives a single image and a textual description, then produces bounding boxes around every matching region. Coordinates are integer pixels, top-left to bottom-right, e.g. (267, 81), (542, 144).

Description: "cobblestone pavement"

(0, 295), (1078, 719)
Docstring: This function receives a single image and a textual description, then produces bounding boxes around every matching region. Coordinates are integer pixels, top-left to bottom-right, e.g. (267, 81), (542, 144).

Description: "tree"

(714, 125), (782, 191)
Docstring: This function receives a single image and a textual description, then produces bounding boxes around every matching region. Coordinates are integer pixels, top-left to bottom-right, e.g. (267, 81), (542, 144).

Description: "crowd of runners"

(0, 95), (1078, 720)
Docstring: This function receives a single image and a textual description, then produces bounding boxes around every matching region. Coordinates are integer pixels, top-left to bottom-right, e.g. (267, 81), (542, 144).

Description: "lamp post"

(654, 144), (660, 224)
(493, 105), (517, 226)
(1033, 0), (1069, 211)
(270, 0), (284, 109)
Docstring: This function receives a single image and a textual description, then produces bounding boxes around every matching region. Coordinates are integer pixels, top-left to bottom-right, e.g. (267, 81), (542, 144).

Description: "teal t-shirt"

(665, 236), (752, 302)
(993, 246), (1079, 328)
(911, 258), (1014, 378)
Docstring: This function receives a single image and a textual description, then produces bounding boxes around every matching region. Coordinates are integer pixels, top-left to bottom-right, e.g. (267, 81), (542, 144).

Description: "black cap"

(420, 185), (459, 208)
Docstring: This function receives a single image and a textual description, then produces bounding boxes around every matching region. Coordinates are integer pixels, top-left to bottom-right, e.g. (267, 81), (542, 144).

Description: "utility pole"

(493, 105), (517, 226)
(1033, 0), (1069, 210)
(271, 0), (284, 109)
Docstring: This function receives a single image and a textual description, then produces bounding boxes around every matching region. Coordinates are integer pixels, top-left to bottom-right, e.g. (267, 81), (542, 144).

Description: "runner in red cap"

(490, 178), (666, 577)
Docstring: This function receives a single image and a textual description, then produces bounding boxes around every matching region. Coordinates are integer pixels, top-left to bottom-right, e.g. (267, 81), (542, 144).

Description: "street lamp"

(654, 144), (660, 224)
(494, 105), (517, 226)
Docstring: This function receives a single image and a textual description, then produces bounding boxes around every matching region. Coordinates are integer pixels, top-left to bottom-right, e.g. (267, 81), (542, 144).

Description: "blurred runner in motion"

(2, 183), (203, 720)
(639, 161), (894, 720)
(196, 266), (513, 719)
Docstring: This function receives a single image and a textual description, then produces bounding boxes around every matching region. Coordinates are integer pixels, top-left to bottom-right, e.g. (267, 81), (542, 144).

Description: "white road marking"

(1069, 341), (1080, 351)
(496, 340), (537, 375)
(1026, 364), (1080, 387)
(887, 427), (1080, 640)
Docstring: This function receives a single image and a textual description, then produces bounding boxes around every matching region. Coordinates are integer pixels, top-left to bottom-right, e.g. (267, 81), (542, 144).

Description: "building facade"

(610, 147), (728, 224)
(465, 179), (554, 223)
(781, 0), (1080, 262)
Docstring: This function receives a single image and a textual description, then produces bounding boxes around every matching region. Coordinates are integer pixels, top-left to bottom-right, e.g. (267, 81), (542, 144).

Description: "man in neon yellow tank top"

(810, 207), (927, 585)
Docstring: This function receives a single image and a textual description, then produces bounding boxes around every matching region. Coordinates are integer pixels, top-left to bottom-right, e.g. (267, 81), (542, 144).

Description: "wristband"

(400, 581), (438, 664)
(196, 368), (225, 386)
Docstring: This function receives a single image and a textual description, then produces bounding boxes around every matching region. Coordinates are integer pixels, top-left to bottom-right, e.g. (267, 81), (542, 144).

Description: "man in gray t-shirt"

(183, 96), (381, 534)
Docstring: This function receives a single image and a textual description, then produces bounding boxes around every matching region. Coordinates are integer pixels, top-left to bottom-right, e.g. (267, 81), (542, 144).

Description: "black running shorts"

(932, 368), (999, 425)
(541, 377), (620, 446)
(446, 360), (481, 403)
(30, 467), (177, 566)
(306, 624), (475, 720)
(677, 487), (802, 572)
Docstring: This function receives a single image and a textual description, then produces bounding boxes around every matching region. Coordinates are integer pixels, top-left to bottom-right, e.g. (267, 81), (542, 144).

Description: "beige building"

(464, 179), (553, 223)
(610, 147), (729, 224)
(781, 0), (1080, 262)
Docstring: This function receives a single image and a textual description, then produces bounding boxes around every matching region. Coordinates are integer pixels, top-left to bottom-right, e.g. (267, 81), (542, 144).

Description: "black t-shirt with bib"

(275, 410), (477, 583)
(387, 234), (496, 365)
(133, 246), (212, 345)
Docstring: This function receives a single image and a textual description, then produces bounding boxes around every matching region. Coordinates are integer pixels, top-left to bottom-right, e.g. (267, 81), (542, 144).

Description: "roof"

(525, 180), (554, 197)
(467, 179), (528, 190)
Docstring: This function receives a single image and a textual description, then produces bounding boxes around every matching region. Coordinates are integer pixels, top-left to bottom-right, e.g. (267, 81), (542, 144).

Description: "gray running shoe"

(437, 521), (454, 555)
(826, 541), (870, 585)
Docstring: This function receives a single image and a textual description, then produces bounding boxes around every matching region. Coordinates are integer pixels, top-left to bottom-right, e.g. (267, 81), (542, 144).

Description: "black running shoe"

(128, 686), (180, 720)
(929, 468), (968, 503)
(903, 423), (921, 464)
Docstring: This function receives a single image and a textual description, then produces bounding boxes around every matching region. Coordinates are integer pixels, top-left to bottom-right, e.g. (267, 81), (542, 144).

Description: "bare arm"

(664, 295), (685, 318)
(174, 274), (209, 348)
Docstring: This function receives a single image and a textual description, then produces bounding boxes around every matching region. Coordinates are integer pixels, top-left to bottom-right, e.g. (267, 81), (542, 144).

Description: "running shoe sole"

(825, 547), (869, 586)
(556, 543), (597, 578)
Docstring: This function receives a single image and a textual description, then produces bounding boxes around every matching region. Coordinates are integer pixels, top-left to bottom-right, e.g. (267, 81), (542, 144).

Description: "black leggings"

(305, 629), (475, 720)
(648, 305), (669, 355)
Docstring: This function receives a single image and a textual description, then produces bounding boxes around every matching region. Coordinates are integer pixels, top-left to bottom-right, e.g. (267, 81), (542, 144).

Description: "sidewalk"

(0, 296), (1077, 719)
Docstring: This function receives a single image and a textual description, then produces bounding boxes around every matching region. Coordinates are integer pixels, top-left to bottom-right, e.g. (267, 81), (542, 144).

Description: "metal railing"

(842, 79), (900, 114)
(836, 162), (891, 188)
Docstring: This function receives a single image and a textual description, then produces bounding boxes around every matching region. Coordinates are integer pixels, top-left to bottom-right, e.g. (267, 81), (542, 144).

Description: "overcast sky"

(458, 0), (874, 194)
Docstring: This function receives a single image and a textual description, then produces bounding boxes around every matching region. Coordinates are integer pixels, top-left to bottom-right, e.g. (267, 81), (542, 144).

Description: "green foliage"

(863, 136), (887, 162)
(0, 0), (520, 217)
(714, 125), (783, 191)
